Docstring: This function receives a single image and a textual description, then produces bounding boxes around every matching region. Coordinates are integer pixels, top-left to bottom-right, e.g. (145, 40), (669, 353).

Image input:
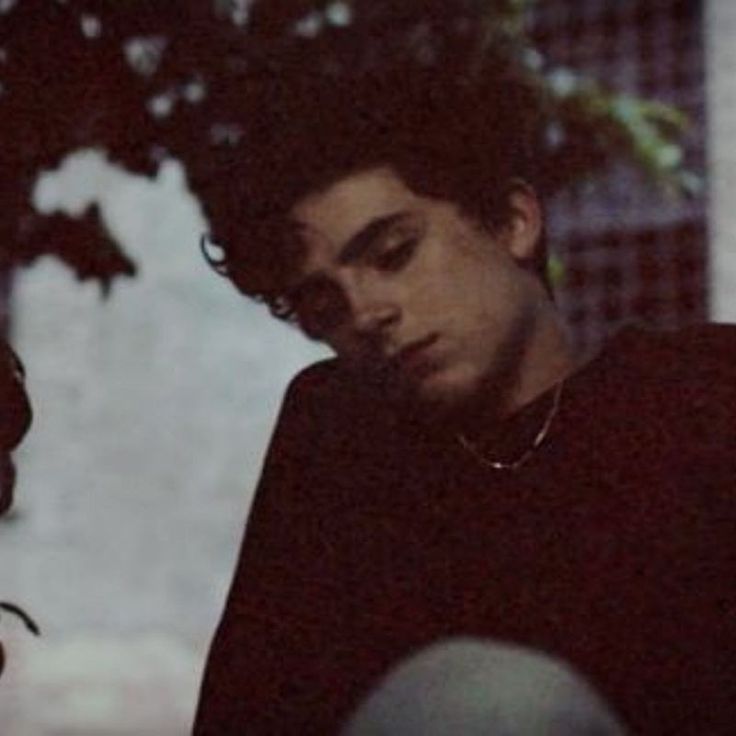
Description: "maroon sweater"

(194, 325), (736, 735)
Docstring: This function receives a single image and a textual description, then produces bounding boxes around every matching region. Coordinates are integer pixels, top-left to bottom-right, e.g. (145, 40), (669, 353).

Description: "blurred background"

(1, 1), (734, 733)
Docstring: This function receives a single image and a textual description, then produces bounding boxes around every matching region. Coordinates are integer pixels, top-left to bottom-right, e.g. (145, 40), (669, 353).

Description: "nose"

(348, 284), (400, 339)
(352, 299), (399, 337)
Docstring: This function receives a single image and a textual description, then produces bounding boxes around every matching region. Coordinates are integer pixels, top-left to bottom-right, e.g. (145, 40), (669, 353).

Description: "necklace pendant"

(456, 380), (565, 472)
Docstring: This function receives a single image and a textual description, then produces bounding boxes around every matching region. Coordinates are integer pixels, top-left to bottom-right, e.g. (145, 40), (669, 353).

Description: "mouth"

(390, 334), (440, 377)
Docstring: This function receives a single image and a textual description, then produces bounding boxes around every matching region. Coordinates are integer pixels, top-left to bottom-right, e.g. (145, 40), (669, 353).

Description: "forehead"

(289, 166), (422, 261)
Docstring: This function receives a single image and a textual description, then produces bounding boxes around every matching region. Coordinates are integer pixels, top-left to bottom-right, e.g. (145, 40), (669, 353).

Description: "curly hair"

(191, 13), (549, 322)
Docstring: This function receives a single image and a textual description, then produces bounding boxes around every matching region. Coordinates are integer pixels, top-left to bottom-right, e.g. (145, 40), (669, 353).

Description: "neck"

(506, 312), (576, 414)
(453, 309), (577, 440)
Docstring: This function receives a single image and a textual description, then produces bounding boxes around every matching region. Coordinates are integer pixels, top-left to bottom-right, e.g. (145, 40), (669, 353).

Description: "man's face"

(286, 167), (547, 413)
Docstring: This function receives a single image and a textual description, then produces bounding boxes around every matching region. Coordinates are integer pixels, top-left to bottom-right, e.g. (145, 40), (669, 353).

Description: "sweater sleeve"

(192, 362), (361, 735)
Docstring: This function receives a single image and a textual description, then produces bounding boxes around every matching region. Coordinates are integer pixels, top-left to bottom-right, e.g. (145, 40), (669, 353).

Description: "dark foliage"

(0, 0), (695, 291)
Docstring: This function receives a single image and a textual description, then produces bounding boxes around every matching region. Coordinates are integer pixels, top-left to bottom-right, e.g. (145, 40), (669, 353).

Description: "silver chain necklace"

(456, 380), (565, 471)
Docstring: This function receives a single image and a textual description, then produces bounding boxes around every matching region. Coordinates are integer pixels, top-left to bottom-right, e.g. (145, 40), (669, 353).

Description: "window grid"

(533, 0), (707, 351)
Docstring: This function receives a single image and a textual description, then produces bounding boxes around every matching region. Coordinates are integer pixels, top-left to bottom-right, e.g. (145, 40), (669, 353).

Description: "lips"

(390, 334), (440, 376)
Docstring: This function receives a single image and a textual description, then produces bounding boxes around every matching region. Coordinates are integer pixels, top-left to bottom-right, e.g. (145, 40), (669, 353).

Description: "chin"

(411, 364), (483, 414)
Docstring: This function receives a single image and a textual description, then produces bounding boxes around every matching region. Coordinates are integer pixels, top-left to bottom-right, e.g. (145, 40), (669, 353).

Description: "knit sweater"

(194, 324), (736, 735)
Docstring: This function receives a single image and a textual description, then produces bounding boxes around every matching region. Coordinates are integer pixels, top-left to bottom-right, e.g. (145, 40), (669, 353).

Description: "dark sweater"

(194, 324), (736, 735)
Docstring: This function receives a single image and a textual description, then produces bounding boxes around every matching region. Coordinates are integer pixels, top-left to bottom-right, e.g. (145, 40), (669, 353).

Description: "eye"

(373, 236), (418, 272)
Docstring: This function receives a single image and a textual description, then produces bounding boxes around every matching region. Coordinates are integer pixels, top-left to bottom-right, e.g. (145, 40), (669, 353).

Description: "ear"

(499, 181), (543, 264)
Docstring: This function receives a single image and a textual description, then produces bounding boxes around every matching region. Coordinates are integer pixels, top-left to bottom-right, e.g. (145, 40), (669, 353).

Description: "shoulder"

(281, 357), (346, 408)
(280, 358), (397, 427)
(265, 358), (343, 455)
(266, 358), (392, 468)
(572, 322), (736, 431)
(641, 322), (736, 355)
(603, 322), (736, 382)
(597, 323), (736, 444)
(277, 357), (362, 435)
(241, 361), (351, 541)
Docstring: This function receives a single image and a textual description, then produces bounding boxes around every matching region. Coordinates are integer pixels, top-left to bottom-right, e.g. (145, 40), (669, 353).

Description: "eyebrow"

(338, 211), (410, 265)
(286, 211), (411, 301)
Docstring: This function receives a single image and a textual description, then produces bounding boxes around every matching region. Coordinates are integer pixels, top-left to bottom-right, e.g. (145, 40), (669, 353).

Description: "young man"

(192, 36), (735, 736)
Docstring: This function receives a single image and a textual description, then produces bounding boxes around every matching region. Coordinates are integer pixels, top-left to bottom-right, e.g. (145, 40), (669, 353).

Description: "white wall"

(706, 0), (736, 321)
(0, 151), (326, 734)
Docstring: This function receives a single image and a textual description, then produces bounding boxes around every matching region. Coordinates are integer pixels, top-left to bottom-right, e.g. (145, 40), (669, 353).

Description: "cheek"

(412, 241), (487, 317)
(455, 265), (514, 326)
(455, 265), (538, 351)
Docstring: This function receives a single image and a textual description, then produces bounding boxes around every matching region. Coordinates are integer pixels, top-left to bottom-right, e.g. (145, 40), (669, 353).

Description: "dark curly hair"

(191, 10), (549, 323)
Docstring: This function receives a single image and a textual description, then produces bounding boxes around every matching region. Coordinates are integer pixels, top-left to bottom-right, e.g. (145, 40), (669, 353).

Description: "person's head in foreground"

(0, 339), (32, 516)
(199, 30), (575, 429)
(0, 339), (36, 677)
(343, 638), (629, 736)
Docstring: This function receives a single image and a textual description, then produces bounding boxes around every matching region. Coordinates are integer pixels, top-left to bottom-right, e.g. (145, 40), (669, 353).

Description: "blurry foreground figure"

(0, 339), (32, 516)
(0, 338), (38, 678)
(343, 639), (628, 736)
